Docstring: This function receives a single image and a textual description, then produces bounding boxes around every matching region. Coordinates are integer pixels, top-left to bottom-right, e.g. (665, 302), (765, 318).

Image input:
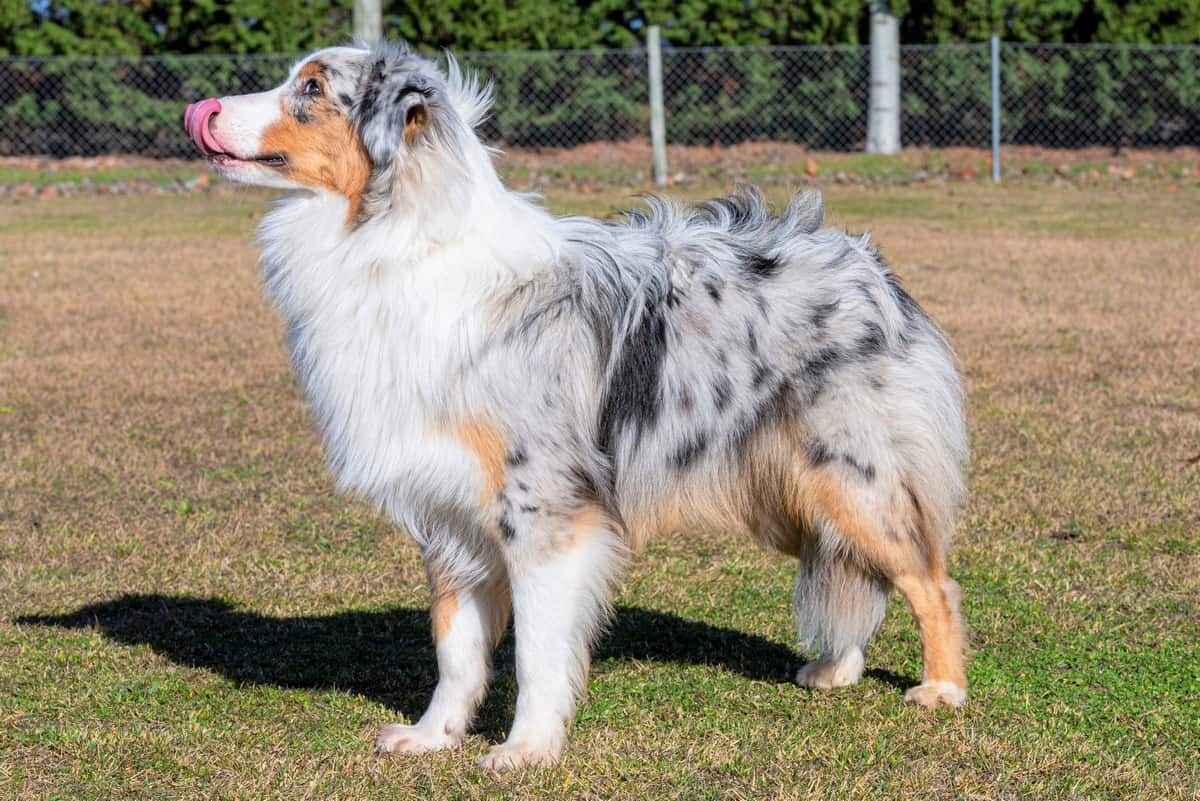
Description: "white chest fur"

(256, 194), (501, 540)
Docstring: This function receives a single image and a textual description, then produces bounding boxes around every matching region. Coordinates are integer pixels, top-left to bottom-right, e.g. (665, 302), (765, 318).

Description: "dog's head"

(183, 41), (491, 221)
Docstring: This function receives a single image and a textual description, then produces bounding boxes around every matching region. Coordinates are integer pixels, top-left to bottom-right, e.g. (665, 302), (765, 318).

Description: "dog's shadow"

(17, 594), (909, 739)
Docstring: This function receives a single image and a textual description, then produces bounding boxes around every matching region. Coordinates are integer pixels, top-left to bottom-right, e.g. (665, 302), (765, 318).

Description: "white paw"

(795, 648), (865, 690)
(375, 722), (461, 755)
(903, 681), (967, 709)
(479, 739), (562, 772)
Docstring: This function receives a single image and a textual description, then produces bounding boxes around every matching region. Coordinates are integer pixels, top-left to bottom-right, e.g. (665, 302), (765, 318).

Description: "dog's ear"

(355, 48), (435, 165)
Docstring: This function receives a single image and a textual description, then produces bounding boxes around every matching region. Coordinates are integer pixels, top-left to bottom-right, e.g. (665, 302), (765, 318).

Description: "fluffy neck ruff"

(252, 111), (561, 506)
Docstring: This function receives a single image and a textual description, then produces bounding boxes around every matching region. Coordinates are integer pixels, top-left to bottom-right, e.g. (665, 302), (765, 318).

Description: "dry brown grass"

(1, 181), (1197, 800)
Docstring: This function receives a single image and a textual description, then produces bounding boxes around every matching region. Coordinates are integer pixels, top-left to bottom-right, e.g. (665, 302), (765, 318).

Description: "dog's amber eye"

(301, 78), (322, 97)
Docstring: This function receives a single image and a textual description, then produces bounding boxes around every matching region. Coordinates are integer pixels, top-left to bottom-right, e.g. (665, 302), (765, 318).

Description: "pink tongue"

(183, 98), (224, 156)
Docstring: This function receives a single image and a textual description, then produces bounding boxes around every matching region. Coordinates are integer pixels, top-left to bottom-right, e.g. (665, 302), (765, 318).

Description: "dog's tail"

(793, 542), (891, 660)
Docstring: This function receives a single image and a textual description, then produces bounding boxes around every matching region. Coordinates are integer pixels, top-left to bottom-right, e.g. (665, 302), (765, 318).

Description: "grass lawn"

(1, 177), (1197, 800)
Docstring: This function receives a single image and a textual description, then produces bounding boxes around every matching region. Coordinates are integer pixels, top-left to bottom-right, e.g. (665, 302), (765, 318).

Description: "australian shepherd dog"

(183, 41), (969, 771)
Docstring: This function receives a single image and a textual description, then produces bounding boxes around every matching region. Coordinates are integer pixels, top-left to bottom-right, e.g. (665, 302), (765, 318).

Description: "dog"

(183, 41), (969, 771)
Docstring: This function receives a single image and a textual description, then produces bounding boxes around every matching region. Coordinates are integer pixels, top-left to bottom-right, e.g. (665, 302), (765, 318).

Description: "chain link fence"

(1001, 44), (1200, 148)
(0, 43), (1197, 157)
(466, 49), (647, 149)
(0, 54), (292, 157)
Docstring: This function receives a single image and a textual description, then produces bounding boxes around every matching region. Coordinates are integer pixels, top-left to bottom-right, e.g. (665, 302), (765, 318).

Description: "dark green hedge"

(0, 45), (1196, 156)
(1001, 46), (1200, 147)
(0, 55), (292, 156)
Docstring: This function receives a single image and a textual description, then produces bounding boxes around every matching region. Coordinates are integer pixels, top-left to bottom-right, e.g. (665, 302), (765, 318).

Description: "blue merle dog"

(184, 40), (969, 771)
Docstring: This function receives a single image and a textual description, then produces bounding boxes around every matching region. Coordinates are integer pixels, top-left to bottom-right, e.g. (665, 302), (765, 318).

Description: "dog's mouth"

(209, 152), (288, 169)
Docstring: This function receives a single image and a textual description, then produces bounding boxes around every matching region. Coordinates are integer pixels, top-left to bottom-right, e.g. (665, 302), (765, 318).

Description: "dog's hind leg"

(377, 563), (511, 755)
(892, 570), (966, 708)
(792, 469), (967, 707)
(792, 546), (890, 690)
(479, 508), (625, 772)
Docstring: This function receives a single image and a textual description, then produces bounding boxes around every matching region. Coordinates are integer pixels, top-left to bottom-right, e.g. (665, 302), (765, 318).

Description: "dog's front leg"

(480, 525), (624, 772)
(377, 565), (510, 755)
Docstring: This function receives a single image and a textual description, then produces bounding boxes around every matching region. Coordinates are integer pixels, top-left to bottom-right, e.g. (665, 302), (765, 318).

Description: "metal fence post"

(354, 0), (382, 46)
(990, 34), (1001, 182)
(647, 25), (668, 186)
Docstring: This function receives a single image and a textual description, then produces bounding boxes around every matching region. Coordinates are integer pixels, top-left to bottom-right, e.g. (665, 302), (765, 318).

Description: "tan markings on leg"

(894, 478), (964, 689)
(794, 471), (911, 572)
(793, 468), (966, 694)
(564, 504), (604, 549)
(259, 66), (371, 223)
(451, 421), (507, 505)
(431, 590), (459, 644)
(560, 504), (615, 551)
(427, 565), (460, 644)
(894, 574), (967, 688)
(901, 478), (941, 573)
(484, 580), (513, 648)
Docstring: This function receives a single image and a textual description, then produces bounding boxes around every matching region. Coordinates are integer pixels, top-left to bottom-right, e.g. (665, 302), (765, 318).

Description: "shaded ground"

(0, 179), (1197, 800)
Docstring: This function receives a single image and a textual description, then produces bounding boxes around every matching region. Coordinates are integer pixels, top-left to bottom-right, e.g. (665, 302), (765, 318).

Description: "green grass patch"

(0, 164), (203, 187)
